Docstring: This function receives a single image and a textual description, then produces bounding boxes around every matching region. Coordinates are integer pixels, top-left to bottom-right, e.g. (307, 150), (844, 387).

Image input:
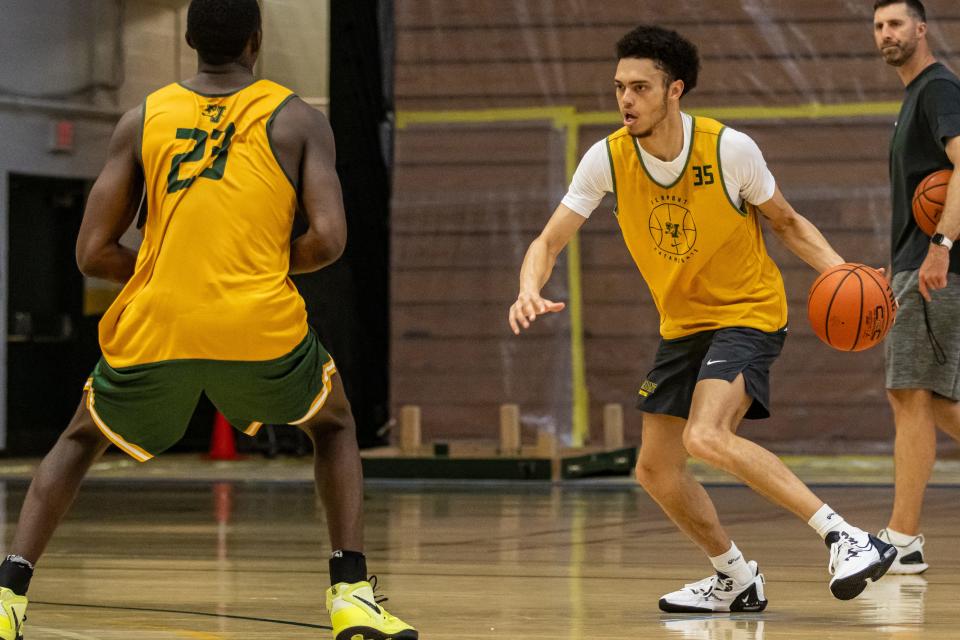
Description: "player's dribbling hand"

(509, 292), (566, 335)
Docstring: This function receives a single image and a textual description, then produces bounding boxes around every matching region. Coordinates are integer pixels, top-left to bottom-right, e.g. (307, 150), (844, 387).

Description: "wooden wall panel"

(396, 1), (892, 28)
(395, 2), (959, 110)
(392, 229), (888, 272)
(396, 58), (902, 103)
(391, 0), (959, 451)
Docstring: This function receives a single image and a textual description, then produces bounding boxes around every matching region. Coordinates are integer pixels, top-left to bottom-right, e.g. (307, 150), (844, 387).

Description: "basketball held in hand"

(912, 169), (952, 236)
(807, 263), (896, 352)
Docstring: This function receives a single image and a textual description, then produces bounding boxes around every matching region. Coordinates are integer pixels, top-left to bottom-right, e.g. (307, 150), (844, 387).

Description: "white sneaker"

(658, 560), (767, 613)
(877, 529), (928, 574)
(827, 530), (897, 600)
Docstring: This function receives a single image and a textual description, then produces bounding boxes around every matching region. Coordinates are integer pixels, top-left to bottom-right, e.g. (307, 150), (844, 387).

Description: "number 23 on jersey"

(166, 122), (236, 194)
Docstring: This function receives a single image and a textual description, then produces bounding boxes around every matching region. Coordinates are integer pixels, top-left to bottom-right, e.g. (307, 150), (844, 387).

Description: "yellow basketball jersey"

(99, 79), (308, 367)
(606, 117), (787, 339)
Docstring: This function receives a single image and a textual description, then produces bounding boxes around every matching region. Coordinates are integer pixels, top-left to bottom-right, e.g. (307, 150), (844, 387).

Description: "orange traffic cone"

(208, 412), (240, 460)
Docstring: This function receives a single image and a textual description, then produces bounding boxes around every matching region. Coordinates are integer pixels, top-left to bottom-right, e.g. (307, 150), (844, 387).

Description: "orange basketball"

(912, 169), (952, 236)
(807, 263), (896, 352)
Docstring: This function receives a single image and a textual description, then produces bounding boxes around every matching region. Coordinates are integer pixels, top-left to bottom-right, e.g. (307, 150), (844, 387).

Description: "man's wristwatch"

(931, 233), (954, 251)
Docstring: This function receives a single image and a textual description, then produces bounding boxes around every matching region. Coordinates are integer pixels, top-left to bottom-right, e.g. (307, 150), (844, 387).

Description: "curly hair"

(187, 0), (262, 65)
(873, 0), (926, 22)
(616, 25), (700, 96)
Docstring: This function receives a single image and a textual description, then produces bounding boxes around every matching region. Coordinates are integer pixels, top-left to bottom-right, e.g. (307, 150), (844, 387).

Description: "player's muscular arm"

(509, 204), (585, 334)
(755, 186), (844, 273)
(75, 106), (144, 283)
(934, 137), (960, 240)
(917, 136), (960, 300)
(272, 98), (347, 275)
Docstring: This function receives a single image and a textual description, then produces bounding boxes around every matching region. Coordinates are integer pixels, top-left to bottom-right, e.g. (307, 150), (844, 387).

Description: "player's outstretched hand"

(509, 292), (565, 335)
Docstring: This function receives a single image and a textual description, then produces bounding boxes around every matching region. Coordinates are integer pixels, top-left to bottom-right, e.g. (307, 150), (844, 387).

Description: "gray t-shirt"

(889, 62), (960, 275)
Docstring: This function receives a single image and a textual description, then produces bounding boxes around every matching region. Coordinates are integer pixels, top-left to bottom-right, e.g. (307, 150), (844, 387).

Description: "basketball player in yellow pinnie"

(0, 2), (416, 639)
(509, 25), (897, 611)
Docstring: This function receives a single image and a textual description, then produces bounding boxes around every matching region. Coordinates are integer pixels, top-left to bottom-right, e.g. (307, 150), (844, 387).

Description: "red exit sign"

(50, 119), (75, 153)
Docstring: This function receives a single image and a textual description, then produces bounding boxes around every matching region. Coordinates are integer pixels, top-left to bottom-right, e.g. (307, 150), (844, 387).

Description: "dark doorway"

(6, 173), (100, 455)
(311, 0), (393, 448)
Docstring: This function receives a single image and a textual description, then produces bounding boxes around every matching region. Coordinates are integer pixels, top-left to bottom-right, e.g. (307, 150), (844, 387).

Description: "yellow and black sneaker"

(326, 576), (417, 640)
(0, 588), (27, 640)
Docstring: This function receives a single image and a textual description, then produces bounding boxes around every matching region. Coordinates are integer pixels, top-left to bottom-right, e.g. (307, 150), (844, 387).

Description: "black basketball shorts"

(636, 326), (787, 420)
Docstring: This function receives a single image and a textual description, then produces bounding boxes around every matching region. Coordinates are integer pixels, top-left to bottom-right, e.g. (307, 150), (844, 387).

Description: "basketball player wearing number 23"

(509, 25), (896, 611)
(0, 2), (417, 639)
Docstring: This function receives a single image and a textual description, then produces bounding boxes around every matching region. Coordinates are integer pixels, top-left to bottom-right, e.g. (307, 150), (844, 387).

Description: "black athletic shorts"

(636, 326), (787, 420)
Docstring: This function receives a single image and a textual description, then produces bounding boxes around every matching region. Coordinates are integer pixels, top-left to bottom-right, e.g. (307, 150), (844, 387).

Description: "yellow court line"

(397, 105), (576, 129)
(688, 100), (900, 121)
(397, 100), (901, 129)
(577, 101), (902, 125)
(564, 119), (588, 447)
(396, 99), (902, 447)
(29, 627), (102, 640)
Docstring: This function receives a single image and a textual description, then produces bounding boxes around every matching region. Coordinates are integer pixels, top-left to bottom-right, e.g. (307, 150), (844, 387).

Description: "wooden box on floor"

(361, 404), (637, 481)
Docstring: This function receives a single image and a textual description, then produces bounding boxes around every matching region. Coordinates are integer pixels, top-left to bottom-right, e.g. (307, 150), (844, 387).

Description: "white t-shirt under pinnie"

(561, 112), (777, 217)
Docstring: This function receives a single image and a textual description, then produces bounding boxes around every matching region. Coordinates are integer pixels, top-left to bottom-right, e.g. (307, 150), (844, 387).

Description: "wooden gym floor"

(1, 455), (958, 639)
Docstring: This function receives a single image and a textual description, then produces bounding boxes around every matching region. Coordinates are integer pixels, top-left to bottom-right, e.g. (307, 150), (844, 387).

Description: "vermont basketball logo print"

(202, 104), (227, 123)
(648, 195), (698, 262)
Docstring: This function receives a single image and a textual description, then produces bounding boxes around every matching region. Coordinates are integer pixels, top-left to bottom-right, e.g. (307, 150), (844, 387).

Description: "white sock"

(808, 504), (860, 540)
(884, 527), (919, 546)
(709, 542), (753, 585)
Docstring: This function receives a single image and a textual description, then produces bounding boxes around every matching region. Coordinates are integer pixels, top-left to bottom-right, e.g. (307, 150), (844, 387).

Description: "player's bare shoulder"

(268, 96), (334, 187)
(109, 103), (146, 163)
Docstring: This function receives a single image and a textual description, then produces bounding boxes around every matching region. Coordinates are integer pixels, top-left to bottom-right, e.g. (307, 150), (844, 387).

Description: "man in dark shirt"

(874, 0), (960, 574)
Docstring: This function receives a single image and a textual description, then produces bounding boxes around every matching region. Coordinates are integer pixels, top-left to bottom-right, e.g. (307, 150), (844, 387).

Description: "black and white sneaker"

(877, 529), (928, 574)
(827, 530), (897, 600)
(658, 560), (767, 613)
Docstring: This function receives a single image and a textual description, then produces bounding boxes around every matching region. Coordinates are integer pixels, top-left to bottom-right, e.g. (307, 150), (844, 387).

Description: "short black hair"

(187, 0), (262, 65)
(616, 25), (700, 96)
(873, 0), (927, 22)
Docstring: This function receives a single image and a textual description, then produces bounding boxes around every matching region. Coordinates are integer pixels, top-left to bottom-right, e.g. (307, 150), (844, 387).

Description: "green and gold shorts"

(84, 329), (336, 462)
